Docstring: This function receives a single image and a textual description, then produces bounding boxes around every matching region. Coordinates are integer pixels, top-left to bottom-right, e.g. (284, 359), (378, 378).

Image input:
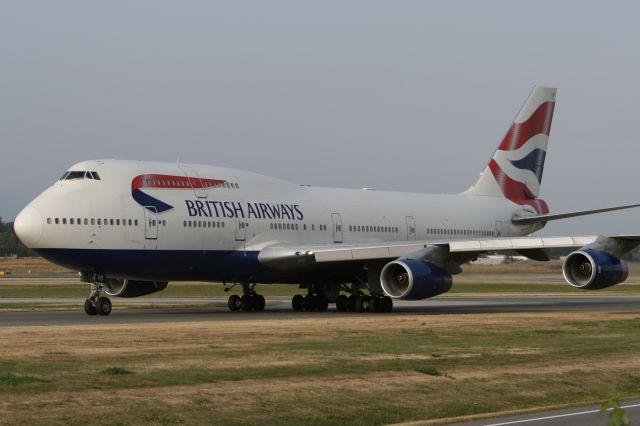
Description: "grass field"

(1, 312), (640, 425)
(2, 257), (640, 424)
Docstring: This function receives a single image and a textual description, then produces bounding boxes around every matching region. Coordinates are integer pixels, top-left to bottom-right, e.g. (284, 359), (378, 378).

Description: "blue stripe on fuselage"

(33, 248), (297, 283)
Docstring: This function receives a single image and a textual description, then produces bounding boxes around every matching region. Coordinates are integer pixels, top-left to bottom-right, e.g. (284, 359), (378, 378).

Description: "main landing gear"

(84, 272), (112, 316)
(226, 282), (266, 312)
(335, 293), (393, 313)
(290, 284), (393, 313)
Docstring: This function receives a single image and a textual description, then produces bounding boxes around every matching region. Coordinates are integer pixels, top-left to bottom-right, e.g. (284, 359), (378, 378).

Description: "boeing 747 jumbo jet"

(13, 86), (640, 316)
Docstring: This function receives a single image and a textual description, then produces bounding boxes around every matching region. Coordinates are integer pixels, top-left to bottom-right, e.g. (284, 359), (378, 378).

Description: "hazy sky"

(1, 1), (639, 236)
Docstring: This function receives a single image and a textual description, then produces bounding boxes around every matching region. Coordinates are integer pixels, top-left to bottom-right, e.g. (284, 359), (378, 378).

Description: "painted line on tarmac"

(485, 403), (640, 425)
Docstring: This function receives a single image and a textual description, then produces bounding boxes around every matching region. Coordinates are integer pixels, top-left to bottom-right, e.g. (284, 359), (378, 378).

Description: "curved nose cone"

(14, 205), (44, 247)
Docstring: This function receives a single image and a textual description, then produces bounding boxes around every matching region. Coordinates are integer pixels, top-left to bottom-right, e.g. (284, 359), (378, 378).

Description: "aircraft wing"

(257, 235), (640, 271)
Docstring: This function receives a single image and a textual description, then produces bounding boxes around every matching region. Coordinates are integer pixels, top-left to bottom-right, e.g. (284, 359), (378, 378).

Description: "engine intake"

(380, 258), (452, 300)
(104, 279), (168, 298)
(562, 249), (628, 290)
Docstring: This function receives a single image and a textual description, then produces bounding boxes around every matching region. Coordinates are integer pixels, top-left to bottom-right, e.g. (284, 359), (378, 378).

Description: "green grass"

(103, 367), (133, 376)
(2, 314), (640, 424)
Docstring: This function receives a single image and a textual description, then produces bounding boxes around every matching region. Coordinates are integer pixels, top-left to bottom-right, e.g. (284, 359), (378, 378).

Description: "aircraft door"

(406, 216), (416, 241)
(331, 213), (343, 243)
(179, 165), (207, 198)
(495, 221), (503, 237)
(144, 207), (158, 249)
(235, 219), (247, 241)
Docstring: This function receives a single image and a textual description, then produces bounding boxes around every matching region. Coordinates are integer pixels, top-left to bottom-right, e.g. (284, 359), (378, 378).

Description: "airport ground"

(1, 258), (640, 425)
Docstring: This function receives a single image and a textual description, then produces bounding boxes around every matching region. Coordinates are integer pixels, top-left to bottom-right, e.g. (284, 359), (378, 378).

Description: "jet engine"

(380, 258), (452, 300)
(562, 249), (628, 290)
(103, 279), (168, 298)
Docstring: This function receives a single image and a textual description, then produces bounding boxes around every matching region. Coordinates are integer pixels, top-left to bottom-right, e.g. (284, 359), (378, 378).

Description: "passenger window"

(77, 218), (81, 225)
(303, 224), (307, 230)
(62, 218), (67, 225)
(92, 219), (96, 225)
(135, 220), (139, 226)
(116, 219), (120, 226)
(110, 219), (114, 226)
(70, 218), (74, 225)
(47, 218), (52, 224)
(97, 219), (101, 225)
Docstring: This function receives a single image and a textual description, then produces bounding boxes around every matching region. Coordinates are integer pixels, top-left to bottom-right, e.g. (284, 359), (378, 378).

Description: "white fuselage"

(15, 159), (540, 282)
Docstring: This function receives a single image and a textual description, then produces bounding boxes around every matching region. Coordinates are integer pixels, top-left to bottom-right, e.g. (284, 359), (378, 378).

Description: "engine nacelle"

(104, 279), (168, 298)
(562, 249), (628, 290)
(380, 258), (452, 300)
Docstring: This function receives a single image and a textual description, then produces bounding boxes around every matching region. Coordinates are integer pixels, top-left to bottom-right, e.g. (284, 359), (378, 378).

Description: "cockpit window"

(65, 171), (86, 180)
(59, 171), (101, 181)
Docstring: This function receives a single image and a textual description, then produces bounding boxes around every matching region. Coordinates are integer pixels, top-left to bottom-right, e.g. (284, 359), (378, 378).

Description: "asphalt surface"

(451, 401), (640, 425)
(1, 295), (639, 326)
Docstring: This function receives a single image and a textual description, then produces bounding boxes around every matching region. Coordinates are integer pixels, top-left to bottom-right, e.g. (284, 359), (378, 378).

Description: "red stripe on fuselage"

(499, 101), (555, 151)
(131, 174), (226, 192)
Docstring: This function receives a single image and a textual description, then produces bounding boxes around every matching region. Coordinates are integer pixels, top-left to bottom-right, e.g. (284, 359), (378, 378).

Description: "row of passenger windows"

(184, 220), (226, 228)
(349, 225), (399, 233)
(427, 228), (494, 237)
(46, 217), (157, 227)
(270, 223), (329, 231)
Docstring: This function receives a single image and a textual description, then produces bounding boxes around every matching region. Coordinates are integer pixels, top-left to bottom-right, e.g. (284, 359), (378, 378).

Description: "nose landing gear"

(83, 272), (112, 316)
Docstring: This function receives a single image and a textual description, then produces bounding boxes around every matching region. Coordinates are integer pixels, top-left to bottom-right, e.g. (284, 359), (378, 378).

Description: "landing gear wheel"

(381, 296), (393, 313)
(353, 294), (364, 312)
(335, 295), (349, 312)
(96, 297), (112, 316)
(303, 295), (316, 312)
(292, 294), (304, 312)
(359, 295), (371, 313)
(228, 294), (241, 311)
(315, 294), (329, 312)
(84, 299), (97, 316)
(254, 294), (266, 311)
(367, 296), (379, 313)
(240, 295), (254, 311)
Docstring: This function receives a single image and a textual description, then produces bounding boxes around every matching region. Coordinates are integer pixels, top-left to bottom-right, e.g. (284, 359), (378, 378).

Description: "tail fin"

(465, 86), (556, 214)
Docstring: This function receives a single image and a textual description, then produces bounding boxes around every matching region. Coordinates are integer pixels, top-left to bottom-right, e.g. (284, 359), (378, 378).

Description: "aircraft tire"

(381, 296), (393, 313)
(97, 297), (112, 316)
(240, 295), (253, 311)
(228, 295), (241, 311)
(335, 295), (349, 312)
(353, 294), (364, 312)
(292, 294), (304, 311)
(84, 299), (97, 316)
(254, 295), (266, 311)
(367, 296), (378, 313)
(315, 294), (329, 312)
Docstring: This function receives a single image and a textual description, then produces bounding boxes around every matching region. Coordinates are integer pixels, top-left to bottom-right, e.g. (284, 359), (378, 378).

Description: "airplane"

(13, 86), (640, 316)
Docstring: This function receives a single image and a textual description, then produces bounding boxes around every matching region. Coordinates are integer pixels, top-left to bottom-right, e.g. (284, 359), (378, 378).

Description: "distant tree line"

(0, 217), (34, 257)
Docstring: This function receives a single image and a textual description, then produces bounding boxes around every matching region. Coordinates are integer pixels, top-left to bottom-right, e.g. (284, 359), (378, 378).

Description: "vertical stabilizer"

(465, 86), (556, 214)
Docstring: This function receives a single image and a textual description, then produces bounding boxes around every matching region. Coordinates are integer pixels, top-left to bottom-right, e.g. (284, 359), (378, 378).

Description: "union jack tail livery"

(466, 86), (556, 214)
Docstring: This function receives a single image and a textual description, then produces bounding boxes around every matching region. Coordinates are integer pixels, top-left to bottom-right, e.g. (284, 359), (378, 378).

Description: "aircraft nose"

(14, 205), (44, 247)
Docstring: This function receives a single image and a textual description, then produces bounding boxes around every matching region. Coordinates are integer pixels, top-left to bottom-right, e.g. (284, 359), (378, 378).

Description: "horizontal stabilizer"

(511, 203), (640, 225)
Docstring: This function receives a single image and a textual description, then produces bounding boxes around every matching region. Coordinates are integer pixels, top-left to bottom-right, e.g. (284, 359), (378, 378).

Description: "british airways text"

(186, 200), (303, 220)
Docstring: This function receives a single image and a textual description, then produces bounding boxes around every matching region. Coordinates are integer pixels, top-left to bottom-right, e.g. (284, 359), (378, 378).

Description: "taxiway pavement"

(1, 295), (639, 327)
